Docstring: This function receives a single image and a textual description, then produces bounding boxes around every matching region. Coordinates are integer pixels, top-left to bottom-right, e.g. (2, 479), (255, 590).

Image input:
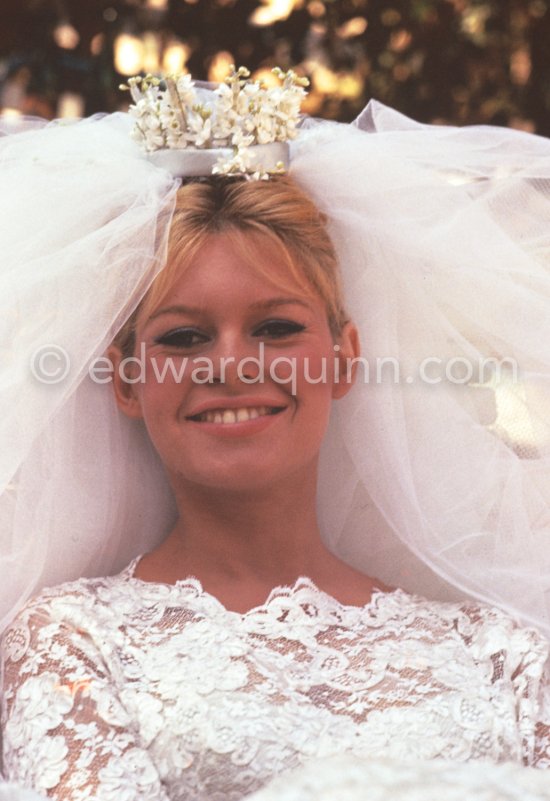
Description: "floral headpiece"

(120, 66), (309, 180)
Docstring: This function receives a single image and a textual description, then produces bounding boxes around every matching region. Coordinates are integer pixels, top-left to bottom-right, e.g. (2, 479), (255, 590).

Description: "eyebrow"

(148, 297), (312, 321)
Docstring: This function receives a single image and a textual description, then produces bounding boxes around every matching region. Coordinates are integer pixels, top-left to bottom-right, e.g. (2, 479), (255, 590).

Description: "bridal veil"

(1, 102), (550, 635)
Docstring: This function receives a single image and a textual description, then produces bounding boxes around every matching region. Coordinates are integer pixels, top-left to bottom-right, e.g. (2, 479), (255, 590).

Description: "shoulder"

(7, 573), (119, 626)
(382, 588), (550, 675)
(1, 565), (141, 663)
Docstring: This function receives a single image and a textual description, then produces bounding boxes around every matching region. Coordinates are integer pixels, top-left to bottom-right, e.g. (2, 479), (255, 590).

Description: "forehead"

(167, 231), (318, 305)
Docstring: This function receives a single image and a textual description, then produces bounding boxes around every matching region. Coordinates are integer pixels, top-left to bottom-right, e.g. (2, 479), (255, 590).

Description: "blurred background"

(1, 0), (549, 132)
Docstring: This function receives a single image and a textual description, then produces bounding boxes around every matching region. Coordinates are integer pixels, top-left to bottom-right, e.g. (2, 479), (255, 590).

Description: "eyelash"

(154, 320), (306, 348)
(252, 319), (306, 338)
(154, 328), (209, 348)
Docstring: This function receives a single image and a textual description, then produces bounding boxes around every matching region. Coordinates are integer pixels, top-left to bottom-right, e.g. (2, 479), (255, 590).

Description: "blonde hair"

(115, 175), (347, 355)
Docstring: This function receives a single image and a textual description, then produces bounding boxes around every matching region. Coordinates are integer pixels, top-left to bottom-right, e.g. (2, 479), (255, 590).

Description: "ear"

(107, 344), (144, 420)
(331, 321), (361, 400)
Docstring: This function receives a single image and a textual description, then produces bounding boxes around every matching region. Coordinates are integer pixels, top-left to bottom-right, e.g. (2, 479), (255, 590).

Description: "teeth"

(198, 406), (277, 424)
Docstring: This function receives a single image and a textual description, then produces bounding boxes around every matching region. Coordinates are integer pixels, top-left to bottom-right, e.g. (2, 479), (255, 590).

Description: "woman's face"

(111, 233), (358, 494)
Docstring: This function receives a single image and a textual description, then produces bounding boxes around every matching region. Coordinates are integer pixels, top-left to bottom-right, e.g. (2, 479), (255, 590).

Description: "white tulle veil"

(2, 100), (550, 637)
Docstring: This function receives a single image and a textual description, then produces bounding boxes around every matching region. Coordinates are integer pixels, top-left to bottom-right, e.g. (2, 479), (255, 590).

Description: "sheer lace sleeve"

(437, 598), (550, 770)
(502, 617), (550, 768)
(532, 659), (550, 768)
(1, 597), (170, 801)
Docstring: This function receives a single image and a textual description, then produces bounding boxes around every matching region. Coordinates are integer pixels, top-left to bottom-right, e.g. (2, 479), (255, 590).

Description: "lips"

(187, 405), (285, 424)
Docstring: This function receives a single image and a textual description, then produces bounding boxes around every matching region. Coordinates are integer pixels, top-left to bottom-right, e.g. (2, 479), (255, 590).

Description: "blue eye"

(253, 320), (306, 338)
(154, 328), (209, 348)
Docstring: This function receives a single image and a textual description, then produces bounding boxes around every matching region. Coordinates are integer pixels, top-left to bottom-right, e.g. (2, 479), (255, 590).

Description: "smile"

(187, 406), (285, 424)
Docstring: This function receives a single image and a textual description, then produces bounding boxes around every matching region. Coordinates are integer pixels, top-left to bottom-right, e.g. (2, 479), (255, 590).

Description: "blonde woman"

(2, 78), (550, 800)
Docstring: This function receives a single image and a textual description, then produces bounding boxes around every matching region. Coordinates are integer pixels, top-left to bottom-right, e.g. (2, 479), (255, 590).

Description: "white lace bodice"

(2, 560), (550, 801)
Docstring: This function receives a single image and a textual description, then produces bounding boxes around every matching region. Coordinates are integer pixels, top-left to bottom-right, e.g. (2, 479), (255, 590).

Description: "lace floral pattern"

(2, 560), (550, 801)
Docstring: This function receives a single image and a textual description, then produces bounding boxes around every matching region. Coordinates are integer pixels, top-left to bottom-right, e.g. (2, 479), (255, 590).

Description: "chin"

(169, 455), (312, 496)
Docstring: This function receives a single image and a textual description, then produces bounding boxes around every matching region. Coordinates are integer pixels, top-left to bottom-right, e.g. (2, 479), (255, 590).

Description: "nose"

(208, 333), (263, 386)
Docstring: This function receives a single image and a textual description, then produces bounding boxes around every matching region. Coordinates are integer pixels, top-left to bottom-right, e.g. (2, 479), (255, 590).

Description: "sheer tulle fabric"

(1, 104), (550, 637)
(0, 114), (178, 631)
(298, 105), (550, 632)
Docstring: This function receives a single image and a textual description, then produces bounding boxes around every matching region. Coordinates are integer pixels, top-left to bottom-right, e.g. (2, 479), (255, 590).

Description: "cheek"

(134, 362), (188, 438)
(264, 342), (337, 395)
(144, 348), (192, 383)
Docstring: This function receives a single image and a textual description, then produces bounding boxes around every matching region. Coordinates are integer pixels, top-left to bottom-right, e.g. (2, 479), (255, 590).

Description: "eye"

(154, 327), (210, 348)
(253, 319), (306, 339)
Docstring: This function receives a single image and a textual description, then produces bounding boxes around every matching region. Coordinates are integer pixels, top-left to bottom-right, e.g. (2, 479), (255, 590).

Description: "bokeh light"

(0, 0), (548, 131)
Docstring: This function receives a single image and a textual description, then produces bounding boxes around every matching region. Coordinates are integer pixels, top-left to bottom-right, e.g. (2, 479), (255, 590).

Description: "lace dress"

(2, 558), (550, 801)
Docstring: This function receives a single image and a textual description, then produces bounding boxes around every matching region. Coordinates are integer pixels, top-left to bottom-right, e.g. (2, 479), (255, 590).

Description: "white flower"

(121, 66), (308, 178)
(144, 132), (165, 152)
(231, 129), (255, 148)
(176, 73), (195, 101)
(193, 117), (212, 147)
(214, 82), (233, 116)
(213, 148), (254, 177)
(256, 125), (275, 145)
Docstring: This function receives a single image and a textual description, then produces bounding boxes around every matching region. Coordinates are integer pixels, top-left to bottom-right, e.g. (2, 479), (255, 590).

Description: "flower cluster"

(120, 67), (308, 179)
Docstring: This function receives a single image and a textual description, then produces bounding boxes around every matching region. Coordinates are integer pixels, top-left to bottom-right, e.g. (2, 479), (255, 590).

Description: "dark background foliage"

(1, 0), (549, 133)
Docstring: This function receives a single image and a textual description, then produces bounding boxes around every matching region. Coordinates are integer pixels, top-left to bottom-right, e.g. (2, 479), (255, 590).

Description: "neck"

(156, 466), (338, 587)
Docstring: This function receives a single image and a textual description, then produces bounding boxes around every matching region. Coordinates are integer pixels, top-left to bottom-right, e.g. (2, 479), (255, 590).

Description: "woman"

(107, 177), (370, 612)
(3, 173), (550, 800)
(2, 73), (550, 799)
